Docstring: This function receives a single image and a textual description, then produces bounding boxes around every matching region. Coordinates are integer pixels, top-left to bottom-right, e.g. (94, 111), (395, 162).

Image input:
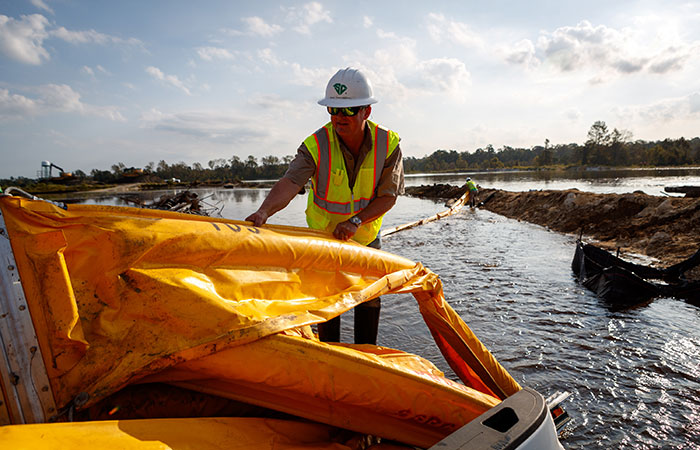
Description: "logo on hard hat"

(333, 83), (348, 95)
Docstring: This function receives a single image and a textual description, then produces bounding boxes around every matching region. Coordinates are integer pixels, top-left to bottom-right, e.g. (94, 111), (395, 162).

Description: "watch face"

(350, 216), (361, 225)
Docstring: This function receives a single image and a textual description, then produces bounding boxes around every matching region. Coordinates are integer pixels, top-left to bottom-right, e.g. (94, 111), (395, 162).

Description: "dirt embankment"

(405, 184), (700, 270)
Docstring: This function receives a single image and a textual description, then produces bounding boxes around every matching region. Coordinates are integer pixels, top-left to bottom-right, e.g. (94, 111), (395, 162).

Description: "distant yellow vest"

(304, 121), (400, 245)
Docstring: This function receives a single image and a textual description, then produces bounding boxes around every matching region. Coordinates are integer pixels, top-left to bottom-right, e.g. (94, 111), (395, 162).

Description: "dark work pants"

(318, 235), (382, 345)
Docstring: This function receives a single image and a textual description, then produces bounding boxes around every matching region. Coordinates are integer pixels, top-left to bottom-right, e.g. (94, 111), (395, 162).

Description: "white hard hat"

(318, 67), (377, 107)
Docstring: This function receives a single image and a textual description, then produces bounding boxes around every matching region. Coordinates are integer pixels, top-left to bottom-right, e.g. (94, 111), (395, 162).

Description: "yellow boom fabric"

(0, 417), (365, 449)
(0, 196), (520, 447)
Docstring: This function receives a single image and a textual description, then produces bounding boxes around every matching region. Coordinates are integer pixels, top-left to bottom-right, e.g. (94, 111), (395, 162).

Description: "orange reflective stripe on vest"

(304, 120), (399, 245)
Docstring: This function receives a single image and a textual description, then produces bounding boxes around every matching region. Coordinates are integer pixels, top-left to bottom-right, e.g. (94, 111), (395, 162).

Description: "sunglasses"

(327, 106), (365, 116)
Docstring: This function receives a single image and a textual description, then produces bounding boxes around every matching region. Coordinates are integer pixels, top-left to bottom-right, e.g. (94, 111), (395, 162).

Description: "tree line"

(404, 121), (700, 172)
(89, 154), (295, 184)
(2, 121), (699, 189)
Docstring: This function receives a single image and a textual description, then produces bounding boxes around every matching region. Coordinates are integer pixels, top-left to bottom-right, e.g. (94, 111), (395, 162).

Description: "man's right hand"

(243, 178), (303, 227)
(245, 210), (269, 227)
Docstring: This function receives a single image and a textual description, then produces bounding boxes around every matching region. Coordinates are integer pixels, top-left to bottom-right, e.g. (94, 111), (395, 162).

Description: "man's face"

(330, 106), (371, 142)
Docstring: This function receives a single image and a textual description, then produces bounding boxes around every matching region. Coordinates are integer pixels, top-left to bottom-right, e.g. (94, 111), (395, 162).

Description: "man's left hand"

(333, 220), (358, 241)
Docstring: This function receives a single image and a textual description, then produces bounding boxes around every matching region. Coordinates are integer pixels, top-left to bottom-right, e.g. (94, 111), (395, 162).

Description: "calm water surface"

(65, 169), (700, 449)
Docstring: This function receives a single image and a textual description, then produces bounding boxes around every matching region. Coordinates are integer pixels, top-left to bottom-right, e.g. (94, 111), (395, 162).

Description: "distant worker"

(466, 177), (478, 207)
(245, 67), (404, 345)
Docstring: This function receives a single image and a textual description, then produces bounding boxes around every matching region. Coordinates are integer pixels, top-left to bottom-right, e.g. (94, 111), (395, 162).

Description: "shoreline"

(405, 185), (700, 275)
(477, 188), (699, 266)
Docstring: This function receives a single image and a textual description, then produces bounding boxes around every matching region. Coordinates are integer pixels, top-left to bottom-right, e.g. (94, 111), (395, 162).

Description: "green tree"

(609, 128), (632, 166)
(90, 169), (116, 183)
(111, 162), (126, 176)
(537, 139), (554, 166)
(584, 121), (610, 165)
(261, 155), (281, 178)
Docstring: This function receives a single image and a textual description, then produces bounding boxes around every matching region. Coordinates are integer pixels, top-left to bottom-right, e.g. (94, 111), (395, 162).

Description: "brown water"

(60, 168), (700, 449)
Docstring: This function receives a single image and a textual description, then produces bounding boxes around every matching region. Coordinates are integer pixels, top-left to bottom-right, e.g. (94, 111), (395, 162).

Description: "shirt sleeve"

(282, 143), (317, 187)
(376, 144), (405, 197)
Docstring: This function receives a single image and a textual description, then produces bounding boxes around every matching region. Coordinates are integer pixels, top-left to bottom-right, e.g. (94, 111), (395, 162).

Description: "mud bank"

(405, 185), (700, 273)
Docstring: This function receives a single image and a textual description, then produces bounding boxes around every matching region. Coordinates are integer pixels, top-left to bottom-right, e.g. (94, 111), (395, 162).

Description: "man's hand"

(246, 210), (269, 227)
(333, 220), (359, 241)
(244, 178), (303, 227)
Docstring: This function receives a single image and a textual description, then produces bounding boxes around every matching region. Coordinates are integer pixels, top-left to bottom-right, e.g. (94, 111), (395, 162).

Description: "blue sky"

(1, 0), (699, 179)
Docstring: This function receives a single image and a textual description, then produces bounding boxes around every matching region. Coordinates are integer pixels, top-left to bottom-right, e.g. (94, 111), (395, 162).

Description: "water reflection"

(379, 210), (700, 449)
(211, 189), (265, 204)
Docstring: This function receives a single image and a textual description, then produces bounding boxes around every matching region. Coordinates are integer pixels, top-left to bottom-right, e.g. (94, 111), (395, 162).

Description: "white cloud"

(246, 94), (296, 110)
(220, 27), (243, 37)
(146, 66), (192, 96)
(197, 46), (236, 61)
(0, 13), (143, 66)
(82, 64), (110, 77)
(504, 39), (537, 66)
(648, 51), (691, 74)
(426, 13), (484, 49)
(332, 30), (476, 105)
(410, 58), (472, 97)
(289, 62), (328, 87)
(38, 84), (125, 120)
(140, 108), (268, 143)
(0, 84), (125, 121)
(377, 29), (400, 40)
(242, 16), (283, 37)
(537, 21), (630, 72)
(228, 4), (331, 38)
(565, 108), (582, 121)
(615, 92), (700, 123)
(39, 83), (85, 111)
(362, 32), (418, 69)
(51, 26), (142, 47)
(363, 16), (373, 28)
(342, 33), (474, 102)
(30, 0), (54, 15)
(201, 47), (235, 61)
(0, 14), (50, 65)
(258, 48), (282, 66)
(285, 2), (333, 35)
(0, 88), (38, 118)
(690, 93), (700, 114)
(255, 48), (327, 87)
(519, 20), (699, 79)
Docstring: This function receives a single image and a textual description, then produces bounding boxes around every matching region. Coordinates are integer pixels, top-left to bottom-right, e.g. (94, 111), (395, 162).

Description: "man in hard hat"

(246, 67), (404, 345)
(466, 177), (478, 207)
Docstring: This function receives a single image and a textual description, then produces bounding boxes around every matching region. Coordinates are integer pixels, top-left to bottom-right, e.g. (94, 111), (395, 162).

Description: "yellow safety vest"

(303, 120), (400, 245)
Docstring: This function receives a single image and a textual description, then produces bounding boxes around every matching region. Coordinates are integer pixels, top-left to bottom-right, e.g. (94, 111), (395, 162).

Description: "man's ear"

(363, 105), (372, 119)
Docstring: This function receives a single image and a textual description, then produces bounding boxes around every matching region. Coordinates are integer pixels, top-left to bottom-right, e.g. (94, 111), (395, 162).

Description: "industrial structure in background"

(37, 161), (74, 181)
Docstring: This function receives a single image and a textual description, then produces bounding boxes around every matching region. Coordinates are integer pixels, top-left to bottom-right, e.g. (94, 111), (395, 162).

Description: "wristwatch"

(348, 215), (362, 226)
